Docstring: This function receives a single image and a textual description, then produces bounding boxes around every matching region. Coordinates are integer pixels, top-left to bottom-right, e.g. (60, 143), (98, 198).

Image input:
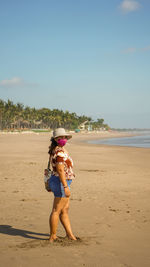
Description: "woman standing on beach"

(45, 128), (76, 242)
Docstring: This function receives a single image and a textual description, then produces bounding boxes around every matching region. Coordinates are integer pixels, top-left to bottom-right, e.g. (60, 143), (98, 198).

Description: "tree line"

(0, 99), (109, 131)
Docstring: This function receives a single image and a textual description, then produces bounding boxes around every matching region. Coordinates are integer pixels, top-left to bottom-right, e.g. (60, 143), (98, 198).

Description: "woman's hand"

(64, 187), (71, 198)
(44, 169), (49, 176)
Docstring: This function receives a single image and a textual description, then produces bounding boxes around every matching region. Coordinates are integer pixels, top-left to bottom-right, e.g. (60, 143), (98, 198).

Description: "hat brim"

(54, 134), (72, 140)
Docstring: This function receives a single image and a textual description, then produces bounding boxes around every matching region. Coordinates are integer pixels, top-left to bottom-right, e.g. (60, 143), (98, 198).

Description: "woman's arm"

(56, 163), (70, 197)
(56, 163), (67, 186)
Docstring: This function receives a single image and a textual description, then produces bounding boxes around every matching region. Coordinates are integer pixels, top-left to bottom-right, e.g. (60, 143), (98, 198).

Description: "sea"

(88, 133), (150, 148)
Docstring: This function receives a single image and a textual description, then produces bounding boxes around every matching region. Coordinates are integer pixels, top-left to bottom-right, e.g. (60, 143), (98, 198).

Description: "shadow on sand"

(0, 225), (49, 240)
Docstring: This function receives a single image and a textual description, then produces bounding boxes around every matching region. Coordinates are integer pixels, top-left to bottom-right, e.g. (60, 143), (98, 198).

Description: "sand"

(0, 132), (150, 267)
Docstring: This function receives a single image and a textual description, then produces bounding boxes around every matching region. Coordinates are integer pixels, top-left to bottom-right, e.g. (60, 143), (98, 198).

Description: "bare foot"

(66, 234), (77, 240)
(49, 235), (58, 243)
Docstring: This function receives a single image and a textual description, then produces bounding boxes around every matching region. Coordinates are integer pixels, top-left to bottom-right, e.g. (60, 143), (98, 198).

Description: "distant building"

(79, 120), (92, 131)
(79, 120), (88, 131)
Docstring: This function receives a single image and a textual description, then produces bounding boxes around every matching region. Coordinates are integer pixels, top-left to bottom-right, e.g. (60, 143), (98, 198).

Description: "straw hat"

(53, 128), (72, 140)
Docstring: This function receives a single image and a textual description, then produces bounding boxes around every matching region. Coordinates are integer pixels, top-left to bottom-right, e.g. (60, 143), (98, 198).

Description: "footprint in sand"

(108, 207), (120, 212)
(20, 198), (38, 202)
(80, 169), (99, 172)
(70, 197), (82, 201)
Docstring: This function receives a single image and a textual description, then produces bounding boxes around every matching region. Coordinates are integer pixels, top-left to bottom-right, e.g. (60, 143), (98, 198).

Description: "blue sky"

(0, 0), (150, 128)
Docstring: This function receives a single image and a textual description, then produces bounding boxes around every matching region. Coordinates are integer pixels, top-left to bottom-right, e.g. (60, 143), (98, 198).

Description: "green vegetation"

(0, 99), (109, 131)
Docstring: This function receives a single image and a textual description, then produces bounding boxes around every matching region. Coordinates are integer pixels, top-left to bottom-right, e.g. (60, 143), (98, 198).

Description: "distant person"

(44, 128), (76, 242)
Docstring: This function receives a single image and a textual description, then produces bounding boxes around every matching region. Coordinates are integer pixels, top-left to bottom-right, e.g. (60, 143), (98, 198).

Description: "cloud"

(122, 47), (137, 54)
(119, 0), (141, 13)
(0, 77), (38, 88)
(122, 45), (150, 54)
(0, 77), (24, 86)
(142, 46), (150, 52)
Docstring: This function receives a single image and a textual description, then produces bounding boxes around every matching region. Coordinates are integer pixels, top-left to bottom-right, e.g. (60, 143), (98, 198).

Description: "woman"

(45, 128), (76, 242)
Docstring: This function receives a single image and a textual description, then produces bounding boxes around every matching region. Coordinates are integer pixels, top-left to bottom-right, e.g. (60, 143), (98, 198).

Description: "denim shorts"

(49, 175), (72, 198)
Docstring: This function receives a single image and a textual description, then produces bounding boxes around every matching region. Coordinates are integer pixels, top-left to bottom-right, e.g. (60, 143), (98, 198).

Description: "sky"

(0, 0), (150, 128)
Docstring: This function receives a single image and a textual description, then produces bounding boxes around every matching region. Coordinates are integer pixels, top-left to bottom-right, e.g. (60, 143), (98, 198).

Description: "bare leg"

(59, 198), (76, 240)
(49, 197), (68, 242)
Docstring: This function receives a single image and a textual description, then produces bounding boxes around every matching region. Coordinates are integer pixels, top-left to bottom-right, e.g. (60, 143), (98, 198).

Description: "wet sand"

(0, 132), (150, 267)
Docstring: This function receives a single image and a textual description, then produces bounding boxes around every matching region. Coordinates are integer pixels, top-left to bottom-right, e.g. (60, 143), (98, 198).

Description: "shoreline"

(0, 129), (149, 151)
(87, 135), (150, 149)
(69, 132), (141, 147)
(1, 129), (148, 149)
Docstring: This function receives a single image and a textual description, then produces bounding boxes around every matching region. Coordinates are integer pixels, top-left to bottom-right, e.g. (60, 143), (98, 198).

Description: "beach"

(0, 132), (150, 267)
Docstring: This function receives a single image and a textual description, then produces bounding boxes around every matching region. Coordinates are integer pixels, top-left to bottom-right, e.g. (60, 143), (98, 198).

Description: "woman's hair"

(48, 137), (57, 155)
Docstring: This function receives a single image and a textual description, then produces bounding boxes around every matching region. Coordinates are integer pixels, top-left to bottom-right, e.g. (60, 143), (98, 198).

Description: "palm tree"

(0, 99), (5, 129)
